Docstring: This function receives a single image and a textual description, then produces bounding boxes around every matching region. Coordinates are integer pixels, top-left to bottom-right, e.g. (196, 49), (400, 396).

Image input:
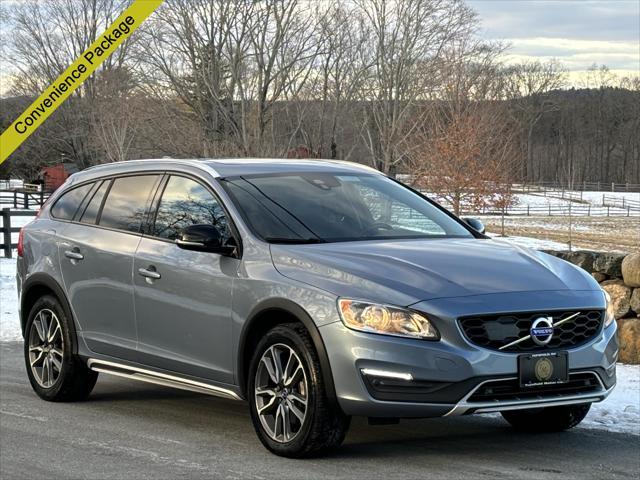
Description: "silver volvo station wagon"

(17, 159), (617, 457)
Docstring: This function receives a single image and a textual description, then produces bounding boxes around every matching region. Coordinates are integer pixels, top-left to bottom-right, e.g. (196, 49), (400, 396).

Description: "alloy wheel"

(254, 343), (308, 443)
(28, 309), (64, 388)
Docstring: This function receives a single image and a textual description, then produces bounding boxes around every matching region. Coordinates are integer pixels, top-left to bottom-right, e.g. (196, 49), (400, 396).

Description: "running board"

(87, 359), (242, 401)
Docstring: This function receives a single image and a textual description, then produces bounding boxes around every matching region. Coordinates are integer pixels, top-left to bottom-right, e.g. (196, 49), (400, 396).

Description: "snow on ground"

(487, 233), (574, 251)
(1, 256), (638, 435)
(580, 363), (640, 435)
(1, 258), (20, 342)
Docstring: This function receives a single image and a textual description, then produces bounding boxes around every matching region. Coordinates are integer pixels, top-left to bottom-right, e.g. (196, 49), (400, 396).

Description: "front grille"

(458, 310), (603, 352)
(468, 372), (601, 403)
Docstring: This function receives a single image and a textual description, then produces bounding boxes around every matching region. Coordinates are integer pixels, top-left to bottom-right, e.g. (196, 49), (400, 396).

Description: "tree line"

(1, 0), (638, 192)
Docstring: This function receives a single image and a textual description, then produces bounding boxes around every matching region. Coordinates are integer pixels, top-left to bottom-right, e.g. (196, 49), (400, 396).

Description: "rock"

(563, 250), (597, 273)
(593, 252), (626, 277)
(616, 318), (640, 364)
(622, 253), (640, 287)
(630, 288), (640, 314)
(592, 272), (608, 283)
(601, 280), (632, 319)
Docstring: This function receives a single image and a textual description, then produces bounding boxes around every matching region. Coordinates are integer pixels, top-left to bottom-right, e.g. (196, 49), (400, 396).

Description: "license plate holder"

(518, 351), (568, 388)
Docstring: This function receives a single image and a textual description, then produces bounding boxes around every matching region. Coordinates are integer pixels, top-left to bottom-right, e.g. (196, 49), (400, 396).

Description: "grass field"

(482, 215), (640, 253)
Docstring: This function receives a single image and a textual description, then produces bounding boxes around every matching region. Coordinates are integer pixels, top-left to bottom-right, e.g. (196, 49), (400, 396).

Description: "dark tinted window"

(99, 175), (159, 232)
(222, 173), (472, 243)
(153, 176), (230, 241)
(79, 180), (109, 225)
(50, 183), (93, 220)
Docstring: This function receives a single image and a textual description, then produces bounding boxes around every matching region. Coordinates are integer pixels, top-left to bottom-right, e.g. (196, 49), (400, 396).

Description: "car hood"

(270, 238), (599, 307)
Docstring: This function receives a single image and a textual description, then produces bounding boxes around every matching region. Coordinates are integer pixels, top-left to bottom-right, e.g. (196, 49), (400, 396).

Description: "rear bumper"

(318, 307), (618, 418)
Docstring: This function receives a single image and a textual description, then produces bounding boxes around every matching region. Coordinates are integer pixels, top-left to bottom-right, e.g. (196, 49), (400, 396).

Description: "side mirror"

(462, 217), (486, 235)
(176, 224), (235, 255)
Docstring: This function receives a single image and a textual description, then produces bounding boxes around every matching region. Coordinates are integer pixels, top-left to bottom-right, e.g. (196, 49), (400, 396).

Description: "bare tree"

(502, 59), (566, 181)
(5, 0), (138, 167)
(412, 104), (519, 215)
(138, 0), (321, 157)
(354, 0), (476, 174)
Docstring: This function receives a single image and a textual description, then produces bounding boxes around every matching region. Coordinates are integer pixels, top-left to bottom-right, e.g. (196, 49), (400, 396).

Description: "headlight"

(603, 290), (615, 327)
(337, 299), (439, 340)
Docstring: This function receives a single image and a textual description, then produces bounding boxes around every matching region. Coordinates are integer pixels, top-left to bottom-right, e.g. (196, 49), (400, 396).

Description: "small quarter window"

(50, 183), (93, 220)
(79, 181), (110, 225)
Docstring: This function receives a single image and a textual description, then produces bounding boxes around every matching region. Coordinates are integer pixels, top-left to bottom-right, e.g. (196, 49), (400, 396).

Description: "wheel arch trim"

(21, 273), (79, 354)
(236, 298), (338, 405)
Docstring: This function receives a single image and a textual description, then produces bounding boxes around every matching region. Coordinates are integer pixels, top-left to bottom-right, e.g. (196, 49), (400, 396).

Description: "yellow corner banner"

(0, 0), (163, 164)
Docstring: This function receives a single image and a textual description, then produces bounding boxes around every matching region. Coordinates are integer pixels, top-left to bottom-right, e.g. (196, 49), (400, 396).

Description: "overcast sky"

(468, 0), (640, 81)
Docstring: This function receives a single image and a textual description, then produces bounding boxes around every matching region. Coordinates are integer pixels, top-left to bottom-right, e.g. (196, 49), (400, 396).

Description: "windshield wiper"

(264, 237), (325, 244)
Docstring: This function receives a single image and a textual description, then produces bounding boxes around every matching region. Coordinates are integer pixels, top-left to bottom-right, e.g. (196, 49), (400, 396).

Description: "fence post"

(1, 208), (11, 259)
(628, 206), (631, 217)
(611, 182), (615, 192)
(607, 206), (610, 217)
(527, 205), (530, 216)
(588, 205), (591, 216)
(13, 191), (17, 209)
(549, 205), (551, 216)
(39, 191), (44, 206)
(23, 192), (28, 209)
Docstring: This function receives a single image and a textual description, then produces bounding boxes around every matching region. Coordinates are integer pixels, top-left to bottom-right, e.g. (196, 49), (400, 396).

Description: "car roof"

(78, 158), (381, 180)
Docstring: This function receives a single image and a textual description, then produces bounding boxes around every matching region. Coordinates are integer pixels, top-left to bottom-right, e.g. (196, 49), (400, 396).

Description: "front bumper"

(319, 290), (617, 418)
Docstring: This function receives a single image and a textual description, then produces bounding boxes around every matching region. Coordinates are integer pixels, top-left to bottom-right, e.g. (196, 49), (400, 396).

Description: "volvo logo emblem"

(499, 312), (580, 351)
(530, 317), (554, 346)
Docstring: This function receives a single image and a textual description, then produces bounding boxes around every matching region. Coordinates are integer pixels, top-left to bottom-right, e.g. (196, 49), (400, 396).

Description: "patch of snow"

(580, 364), (640, 436)
(487, 233), (574, 251)
(0, 258), (21, 342)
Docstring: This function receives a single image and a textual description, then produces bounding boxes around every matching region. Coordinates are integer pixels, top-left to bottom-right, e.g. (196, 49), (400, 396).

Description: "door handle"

(64, 250), (84, 261)
(138, 267), (161, 280)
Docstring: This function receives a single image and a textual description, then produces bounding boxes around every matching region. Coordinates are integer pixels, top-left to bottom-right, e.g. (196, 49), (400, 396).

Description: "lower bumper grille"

(468, 372), (601, 403)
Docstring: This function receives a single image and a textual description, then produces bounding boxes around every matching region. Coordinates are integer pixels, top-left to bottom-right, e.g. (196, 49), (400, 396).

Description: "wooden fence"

(0, 190), (50, 209)
(465, 204), (638, 217)
(602, 194), (640, 211)
(1, 208), (37, 258)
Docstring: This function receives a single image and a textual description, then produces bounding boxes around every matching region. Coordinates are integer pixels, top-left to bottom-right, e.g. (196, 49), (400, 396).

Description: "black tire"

(24, 294), (98, 402)
(501, 403), (591, 432)
(248, 323), (350, 457)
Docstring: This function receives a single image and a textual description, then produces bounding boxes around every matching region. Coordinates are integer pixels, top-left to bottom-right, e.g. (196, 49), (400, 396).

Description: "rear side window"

(50, 183), (93, 220)
(79, 180), (110, 225)
(98, 175), (160, 233)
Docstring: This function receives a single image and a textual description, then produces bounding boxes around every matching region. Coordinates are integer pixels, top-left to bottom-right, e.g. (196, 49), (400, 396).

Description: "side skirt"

(87, 358), (242, 401)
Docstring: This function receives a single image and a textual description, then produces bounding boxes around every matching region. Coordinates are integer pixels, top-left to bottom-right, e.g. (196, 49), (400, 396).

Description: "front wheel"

(501, 403), (591, 432)
(248, 323), (350, 457)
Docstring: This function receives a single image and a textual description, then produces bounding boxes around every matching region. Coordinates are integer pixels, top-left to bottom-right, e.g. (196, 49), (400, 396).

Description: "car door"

(57, 174), (161, 361)
(133, 174), (239, 383)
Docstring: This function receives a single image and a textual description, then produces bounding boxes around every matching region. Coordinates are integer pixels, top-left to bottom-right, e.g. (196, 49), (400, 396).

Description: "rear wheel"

(248, 323), (350, 457)
(24, 295), (98, 402)
(501, 403), (591, 432)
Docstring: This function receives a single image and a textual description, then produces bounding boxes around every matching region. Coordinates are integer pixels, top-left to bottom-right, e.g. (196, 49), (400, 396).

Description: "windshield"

(221, 173), (473, 243)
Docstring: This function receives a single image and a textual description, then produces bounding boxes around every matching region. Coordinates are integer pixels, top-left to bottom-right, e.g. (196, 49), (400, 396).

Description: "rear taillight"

(17, 228), (24, 257)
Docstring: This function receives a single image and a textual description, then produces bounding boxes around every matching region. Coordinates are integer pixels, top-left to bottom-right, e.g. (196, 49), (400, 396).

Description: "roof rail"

(81, 158), (219, 176)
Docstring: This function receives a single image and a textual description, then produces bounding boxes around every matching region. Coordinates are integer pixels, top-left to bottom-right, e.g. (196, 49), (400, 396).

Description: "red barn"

(41, 163), (77, 192)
